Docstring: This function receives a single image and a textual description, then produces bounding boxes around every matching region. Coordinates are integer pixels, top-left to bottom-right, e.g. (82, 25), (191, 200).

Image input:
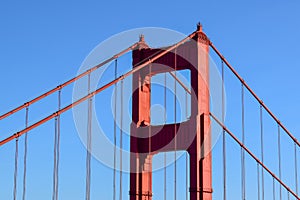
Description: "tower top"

(136, 34), (149, 49)
(197, 22), (203, 32)
(195, 22), (210, 45)
(139, 34), (145, 42)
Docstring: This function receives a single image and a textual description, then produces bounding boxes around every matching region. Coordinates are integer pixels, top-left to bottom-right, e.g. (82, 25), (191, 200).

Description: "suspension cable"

(119, 78), (124, 200)
(1, 31), (196, 128)
(164, 153), (167, 199)
(113, 59), (118, 200)
(22, 106), (29, 200)
(52, 116), (57, 200)
(241, 83), (245, 200)
(0, 43), (140, 121)
(185, 90), (188, 200)
(174, 48), (177, 200)
(222, 117), (226, 199)
(257, 162), (260, 200)
(210, 42), (300, 148)
(56, 90), (61, 200)
(273, 177), (275, 200)
(52, 89), (61, 200)
(185, 86), (188, 119)
(278, 124), (282, 200)
(210, 113), (300, 199)
(164, 72), (167, 200)
(295, 142), (298, 195)
(13, 137), (19, 200)
(85, 73), (92, 200)
(0, 31), (197, 147)
(168, 72), (191, 95)
(222, 60), (226, 200)
(260, 104), (264, 200)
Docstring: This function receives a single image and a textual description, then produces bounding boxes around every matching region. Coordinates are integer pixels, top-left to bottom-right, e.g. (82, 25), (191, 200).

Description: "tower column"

(130, 36), (153, 200)
(130, 25), (212, 200)
(188, 24), (212, 200)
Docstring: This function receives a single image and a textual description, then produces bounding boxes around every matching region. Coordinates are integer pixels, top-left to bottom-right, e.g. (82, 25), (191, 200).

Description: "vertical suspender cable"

(222, 60), (226, 200)
(113, 59), (118, 200)
(52, 114), (58, 200)
(260, 104), (264, 200)
(257, 162), (260, 200)
(164, 72), (167, 200)
(22, 106), (29, 200)
(278, 124), (282, 200)
(13, 136), (19, 200)
(185, 90), (188, 119)
(164, 153), (167, 200)
(119, 78), (124, 200)
(241, 84), (245, 200)
(56, 89), (61, 200)
(273, 177), (275, 200)
(185, 90), (188, 200)
(52, 89), (61, 200)
(86, 73), (92, 200)
(295, 142), (298, 195)
(174, 49), (177, 200)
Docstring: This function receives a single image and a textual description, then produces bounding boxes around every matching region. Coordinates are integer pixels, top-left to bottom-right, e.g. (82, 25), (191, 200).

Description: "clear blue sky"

(0, 1), (300, 199)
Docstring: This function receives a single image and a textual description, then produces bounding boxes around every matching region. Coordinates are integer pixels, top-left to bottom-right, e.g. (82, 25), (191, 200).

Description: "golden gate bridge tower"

(130, 24), (212, 200)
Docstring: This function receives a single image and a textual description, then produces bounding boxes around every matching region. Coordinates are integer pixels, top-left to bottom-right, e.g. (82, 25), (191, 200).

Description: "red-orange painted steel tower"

(130, 24), (212, 200)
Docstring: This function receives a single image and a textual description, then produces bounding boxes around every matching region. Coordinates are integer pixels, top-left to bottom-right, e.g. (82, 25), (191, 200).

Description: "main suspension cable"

(1, 31), (196, 126)
(0, 31), (197, 147)
(210, 42), (300, 148)
(22, 106), (29, 200)
(210, 113), (300, 199)
(0, 43), (140, 121)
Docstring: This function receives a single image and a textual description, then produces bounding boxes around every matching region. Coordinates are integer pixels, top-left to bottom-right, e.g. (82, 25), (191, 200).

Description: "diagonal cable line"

(210, 112), (300, 200)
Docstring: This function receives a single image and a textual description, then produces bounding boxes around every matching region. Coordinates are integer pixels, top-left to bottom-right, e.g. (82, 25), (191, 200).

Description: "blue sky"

(0, 1), (300, 199)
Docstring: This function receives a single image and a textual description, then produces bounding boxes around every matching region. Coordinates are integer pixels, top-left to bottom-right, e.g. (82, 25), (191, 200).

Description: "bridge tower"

(130, 24), (212, 200)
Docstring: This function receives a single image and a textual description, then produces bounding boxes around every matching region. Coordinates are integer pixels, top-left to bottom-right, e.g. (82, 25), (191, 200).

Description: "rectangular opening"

(150, 69), (191, 125)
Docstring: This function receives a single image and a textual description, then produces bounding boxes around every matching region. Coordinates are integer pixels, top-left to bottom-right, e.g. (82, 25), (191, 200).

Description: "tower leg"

(188, 114), (212, 200)
(130, 154), (152, 200)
